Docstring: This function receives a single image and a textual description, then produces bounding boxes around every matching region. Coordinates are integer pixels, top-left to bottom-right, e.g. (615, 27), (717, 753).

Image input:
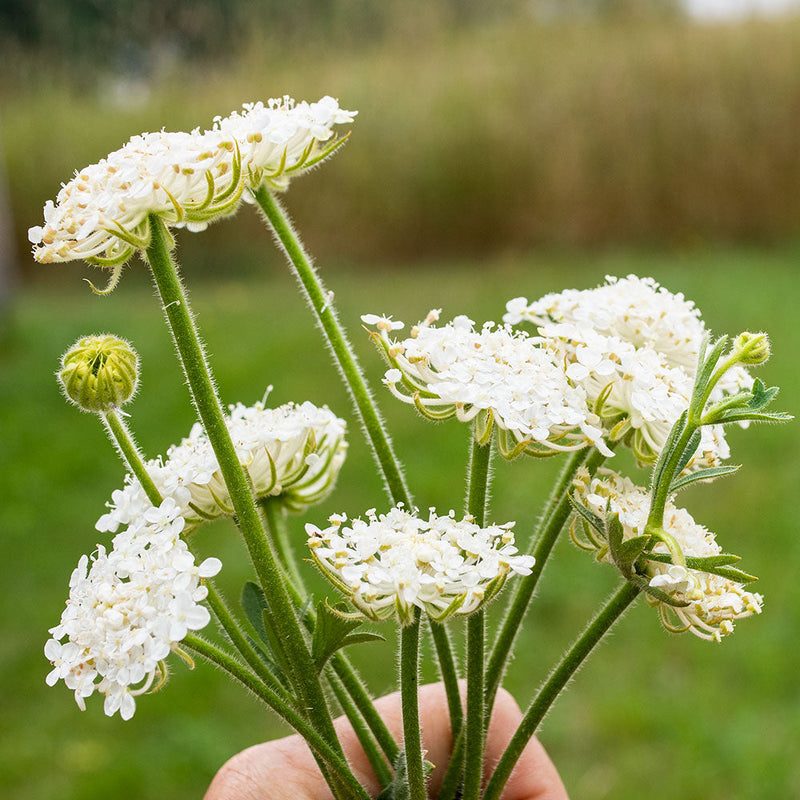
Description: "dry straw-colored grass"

(5, 16), (800, 270)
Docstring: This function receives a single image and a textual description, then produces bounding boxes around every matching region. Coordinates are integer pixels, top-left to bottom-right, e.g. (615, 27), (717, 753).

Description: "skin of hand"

(204, 682), (569, 800)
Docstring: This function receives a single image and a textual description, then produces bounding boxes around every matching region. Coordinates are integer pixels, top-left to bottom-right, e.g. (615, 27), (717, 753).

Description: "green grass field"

(2, 240), (798, 799)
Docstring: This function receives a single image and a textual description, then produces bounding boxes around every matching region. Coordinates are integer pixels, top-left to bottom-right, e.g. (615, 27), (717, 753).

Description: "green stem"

(328, 670), (393, 789)
(401, 614), (426, 800)
(463, 437), (492, 800)
(331, 652), (401, 765)
(429, 622), (463, 741)
(102, 410), (162, 507)
(144, 215), (341, 759)
(485, 447), (602, 713)
(261, 497), (306, 591)
(183, 634), (370, 800)
(481, 582), (641, 800)
(254, 188), (411, 508)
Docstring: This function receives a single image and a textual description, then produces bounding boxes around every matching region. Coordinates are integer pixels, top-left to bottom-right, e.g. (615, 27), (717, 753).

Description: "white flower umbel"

(571, 469), (763, 641)
(505, 275), (753, 467)
(214, 96), (356, 193)
(97, 400), (347, 534)
(363, 310), (610, 459)
(29, 128), (243, 265)
(307, 507), (535, 625)
(45, 499), (222, 720)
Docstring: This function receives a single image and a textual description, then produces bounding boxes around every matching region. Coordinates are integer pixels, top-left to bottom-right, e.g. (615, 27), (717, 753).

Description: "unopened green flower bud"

(58, 334), (138, 412)
(732, 331), (771, 366)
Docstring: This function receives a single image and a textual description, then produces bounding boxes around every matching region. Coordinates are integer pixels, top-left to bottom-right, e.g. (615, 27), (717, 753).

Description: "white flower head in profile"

(307, 506), (534, 625)
(96, 399), (348, 535)
(45, 499), (222, 719)
(505, 276), (753, 467)
(363, 310), (610, 459)
(570, 469), (763, 642)
(29, 128), (244, 267)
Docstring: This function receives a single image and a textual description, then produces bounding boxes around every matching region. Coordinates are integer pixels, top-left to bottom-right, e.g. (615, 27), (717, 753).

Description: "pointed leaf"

(241, 581), (268, 642)
(629, 574), (690, 607)
(567, 492), (605, 536)
(617, 534), (652, 566)
(674, 429), (702, 476)
(312, 601), (384, 672)
(669, 464), (741, 493)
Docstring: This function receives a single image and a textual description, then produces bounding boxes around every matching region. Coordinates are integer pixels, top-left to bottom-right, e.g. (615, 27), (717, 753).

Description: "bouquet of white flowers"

(34, 97), (789, 800)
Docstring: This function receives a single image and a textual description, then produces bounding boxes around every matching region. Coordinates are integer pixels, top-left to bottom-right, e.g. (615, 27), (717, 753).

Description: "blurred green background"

(1, 2), (799, 799)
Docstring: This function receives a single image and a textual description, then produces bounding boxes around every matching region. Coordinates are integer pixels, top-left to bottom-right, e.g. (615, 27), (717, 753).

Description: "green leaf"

(669, 464), (741, 493)
(617, 534), (651, 566)
(241, 581), (268, 642)
(629, 574), (689, 607)
(567, 491), (605, 536)
(714, 409), (793, 426)
(311, 601), (384, 672)
(241, 581), (294, 686)
(650, 410), (687, 495)
(747, 379), (778, 411)
(674, 429), (702, 476)
(643, 552), (758, 584)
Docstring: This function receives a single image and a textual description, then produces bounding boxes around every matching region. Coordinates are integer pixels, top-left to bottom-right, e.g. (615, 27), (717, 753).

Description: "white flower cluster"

(45, 498), (222, 719)
(97, 400), (347, 534)
(363, 311), (610, 458)
(571, 470), (763, 641)
(307, 507), (535, 624)
(504, 275), (753, 466)
(29, 96), (355, 264)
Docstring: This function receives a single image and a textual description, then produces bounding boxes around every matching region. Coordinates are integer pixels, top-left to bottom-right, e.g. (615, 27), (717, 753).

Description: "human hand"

(204, 682), (569, 799)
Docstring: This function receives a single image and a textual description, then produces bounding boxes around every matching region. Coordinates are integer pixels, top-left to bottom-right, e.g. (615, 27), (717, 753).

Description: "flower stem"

(484, 447), (602, 714)
(253, 188), (411, 508)
(101, 409), (162, 507)
(429, 621), (463, 741)
(183, 633), (370, 800)
(401, 613), (426, 800)
(463, 437), (492, 800)
(481, 582), (641, 800)
(327, 669), (393, 789)
(144, 214), (342, 759)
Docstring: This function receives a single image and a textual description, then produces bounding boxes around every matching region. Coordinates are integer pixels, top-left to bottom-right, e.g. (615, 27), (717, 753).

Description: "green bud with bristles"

(58, 334), (138, 412)
(732, 331), (771, 366)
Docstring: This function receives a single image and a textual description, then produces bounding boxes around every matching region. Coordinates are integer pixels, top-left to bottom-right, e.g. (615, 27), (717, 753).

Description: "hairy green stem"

(401, 614), (426, 800)
(482, 582), (640, 800)
(183, 633), (369, 800)
(328, 670), (393, 789)
(429, 622), (463, 741)
(463, 437), (492, 800)
(254, 187), (411, 508)
(102, 410), (162, 507)
(144, 215), (341, 758)
(485, 447), (603, 713)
